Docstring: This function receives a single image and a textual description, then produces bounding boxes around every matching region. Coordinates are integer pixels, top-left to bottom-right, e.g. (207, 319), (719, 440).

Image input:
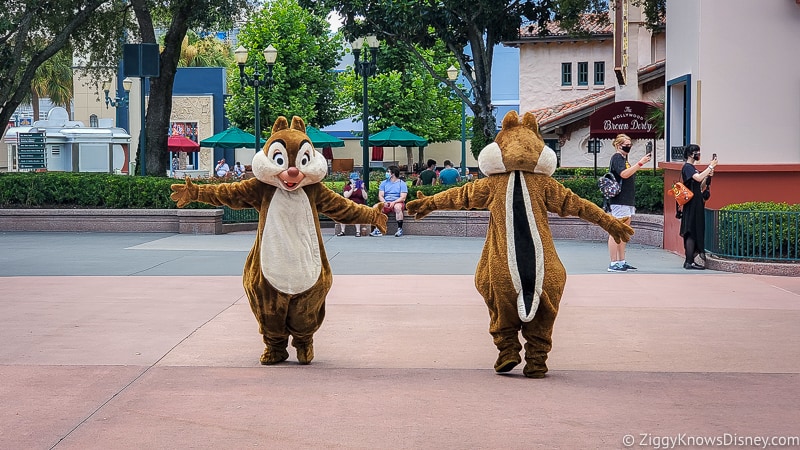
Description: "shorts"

(610, 204), (635, 219)
(383, 202), (404, 214)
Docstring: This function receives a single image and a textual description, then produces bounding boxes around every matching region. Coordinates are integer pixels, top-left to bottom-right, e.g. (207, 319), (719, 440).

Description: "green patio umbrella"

(306, 126), (345, 148)
(199, 127), (266, 149)
(365, 125), (428, 147)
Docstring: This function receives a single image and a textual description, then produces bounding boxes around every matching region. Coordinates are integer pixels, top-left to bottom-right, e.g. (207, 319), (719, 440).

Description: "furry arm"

(406, 179), (492, 220)
(312, 184), (388, 234)
(543, 178), (634, 244)
(170, 177), (266, 209)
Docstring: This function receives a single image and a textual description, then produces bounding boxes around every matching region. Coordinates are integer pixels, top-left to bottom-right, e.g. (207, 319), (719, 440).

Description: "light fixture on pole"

(102, 78), (132, 108)
(351, 35), (379, 188)
(447, 65), (469, 177)
(235, 44), (278, 153)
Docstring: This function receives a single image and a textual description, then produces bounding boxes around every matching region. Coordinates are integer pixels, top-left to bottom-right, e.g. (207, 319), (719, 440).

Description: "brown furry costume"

(407, 111), (633, 378)
(171, 116), (387, 365)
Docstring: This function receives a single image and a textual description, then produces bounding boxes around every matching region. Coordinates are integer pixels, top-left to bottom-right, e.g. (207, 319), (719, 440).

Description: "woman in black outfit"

(680, 144), (717, 269)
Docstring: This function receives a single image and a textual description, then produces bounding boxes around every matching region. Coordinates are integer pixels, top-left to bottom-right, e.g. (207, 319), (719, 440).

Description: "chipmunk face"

(477, 111), (557, 177)
(252, 116), (328, 191)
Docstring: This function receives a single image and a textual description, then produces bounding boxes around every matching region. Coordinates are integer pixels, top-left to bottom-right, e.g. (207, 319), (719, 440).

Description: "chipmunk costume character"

(171, 116), (387, 365)
(406, 111), (633, 378)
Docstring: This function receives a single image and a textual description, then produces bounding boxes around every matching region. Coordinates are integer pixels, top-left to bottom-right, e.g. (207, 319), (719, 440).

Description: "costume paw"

(259, 346), (289, 365)
(406, 193), (436, 220)
(170, 176), (199, 208)
(607, 218), (635, 244)
(373, 203), (388, 234)
(494, 350), (522, 373)
(296, 343), (314, 365)
(523, 360), (548, 378)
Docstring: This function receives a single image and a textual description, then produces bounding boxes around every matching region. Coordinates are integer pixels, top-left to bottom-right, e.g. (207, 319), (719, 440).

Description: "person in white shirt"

(233, 161), (245, 178)
(215, 158), (230, 177)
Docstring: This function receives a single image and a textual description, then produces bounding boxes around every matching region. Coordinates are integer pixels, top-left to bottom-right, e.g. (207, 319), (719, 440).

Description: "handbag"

(671, 181), (694, 206)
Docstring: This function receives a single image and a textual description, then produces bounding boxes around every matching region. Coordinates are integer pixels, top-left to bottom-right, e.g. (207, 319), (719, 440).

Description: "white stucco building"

(505, 5), (665, 168)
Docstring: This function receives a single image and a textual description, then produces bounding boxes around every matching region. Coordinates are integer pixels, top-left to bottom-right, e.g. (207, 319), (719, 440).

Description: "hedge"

(0, 171), (664, 213)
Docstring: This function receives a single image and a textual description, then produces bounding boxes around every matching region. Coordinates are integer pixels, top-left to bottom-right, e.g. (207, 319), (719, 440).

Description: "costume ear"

(501, 110), (520, 130)
(290, 116), (306, 133)
(521, 111), (543, 140)
(272, 116), (289, 134)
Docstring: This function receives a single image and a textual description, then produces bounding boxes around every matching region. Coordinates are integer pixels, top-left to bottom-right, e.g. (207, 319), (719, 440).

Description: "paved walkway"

(1, 230), (798, 449)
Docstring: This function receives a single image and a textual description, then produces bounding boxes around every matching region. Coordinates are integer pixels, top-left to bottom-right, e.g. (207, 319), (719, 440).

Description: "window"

(577, 62), (589, 86)
(594, 61), (605, 85)
(561, 63), (572, 86)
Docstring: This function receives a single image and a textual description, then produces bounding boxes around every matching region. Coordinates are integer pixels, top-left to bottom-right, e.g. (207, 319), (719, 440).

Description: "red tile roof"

(530, 88), (615, 128)
(519, 14), (613, 39)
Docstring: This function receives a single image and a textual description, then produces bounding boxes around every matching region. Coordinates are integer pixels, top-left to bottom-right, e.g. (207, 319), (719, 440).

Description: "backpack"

(598, 172), (621, 199)
(598, 172), (621, 213)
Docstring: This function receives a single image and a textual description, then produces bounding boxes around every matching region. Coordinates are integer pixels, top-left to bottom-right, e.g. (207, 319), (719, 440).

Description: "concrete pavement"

(1, 230), (798, 449)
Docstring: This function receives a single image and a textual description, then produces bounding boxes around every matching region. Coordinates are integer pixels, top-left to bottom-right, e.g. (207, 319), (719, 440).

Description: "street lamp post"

(351, 36), (379, 188)
(446, 65), (469, 177)
(234, 45), (278, 153)
(102, 78), (133, 109)
(102, 78), (133, 174)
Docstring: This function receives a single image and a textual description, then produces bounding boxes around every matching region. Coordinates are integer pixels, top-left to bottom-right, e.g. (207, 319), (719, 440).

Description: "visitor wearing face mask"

(371, 165), (408, 237)
(606, 133), (651, 272)
(680, 144), (718, 269)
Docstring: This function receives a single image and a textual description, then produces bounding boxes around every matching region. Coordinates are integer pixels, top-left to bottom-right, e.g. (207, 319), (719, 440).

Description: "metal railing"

(220, 206), (258, 224)
(706, 208), (800, 261)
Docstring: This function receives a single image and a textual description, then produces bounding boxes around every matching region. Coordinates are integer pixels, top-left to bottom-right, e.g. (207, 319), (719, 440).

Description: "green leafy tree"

(299, 0), (666, 159)
(338, 42), (463, 169)
(129, 0), (251, 176)
(226, 0), (345, 138)
(0, 0), (128, 138)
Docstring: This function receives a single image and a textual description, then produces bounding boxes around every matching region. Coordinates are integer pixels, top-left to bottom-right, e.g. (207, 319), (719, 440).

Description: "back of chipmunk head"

(477, 110), (557, 177)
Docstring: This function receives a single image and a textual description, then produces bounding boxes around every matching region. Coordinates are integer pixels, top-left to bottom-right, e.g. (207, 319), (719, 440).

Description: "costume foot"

(494, 351), (522, 373)
(523, 360), (548, 378)
(296, 343), (314, 365)
(260, 346), (289, 365)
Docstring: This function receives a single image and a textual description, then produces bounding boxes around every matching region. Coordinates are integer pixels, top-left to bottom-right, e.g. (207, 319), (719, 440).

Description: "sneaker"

(370, 229), (383, 237)
(394, 228), (403, 237)
(607, 262), (627, 272)
(622, 262), (637, 271)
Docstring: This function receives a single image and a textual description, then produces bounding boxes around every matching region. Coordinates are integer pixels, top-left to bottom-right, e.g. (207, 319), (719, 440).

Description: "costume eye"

(299, 151), (310, 167)
(272, 152), (284, 166)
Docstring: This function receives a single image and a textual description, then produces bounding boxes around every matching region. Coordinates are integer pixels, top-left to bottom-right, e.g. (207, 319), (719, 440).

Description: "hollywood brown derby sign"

(589, 101), (657, 139)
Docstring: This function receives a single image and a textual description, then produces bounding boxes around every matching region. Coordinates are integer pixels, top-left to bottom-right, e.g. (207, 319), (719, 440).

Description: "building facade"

(661, 0), (800, 253)
(506, 5), (665, 169)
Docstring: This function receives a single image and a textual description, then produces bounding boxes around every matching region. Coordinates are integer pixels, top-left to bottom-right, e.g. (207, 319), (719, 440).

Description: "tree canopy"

(129, 0), (251, 176)
(299, 0), (665, 158)
(226, 0), (345, 137)
(0, 0), (128, 137)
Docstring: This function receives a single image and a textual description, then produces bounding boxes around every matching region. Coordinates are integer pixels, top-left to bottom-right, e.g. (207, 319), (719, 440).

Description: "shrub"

(0, 172), (213, 209)
(717, 202), (800, 260)
(0, 170), (664, 214)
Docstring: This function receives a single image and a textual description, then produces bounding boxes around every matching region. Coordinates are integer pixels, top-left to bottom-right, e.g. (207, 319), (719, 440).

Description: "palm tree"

(175, 31), (233, 68)
(30, 46), (74, 121)
(647, 95), (665, 140)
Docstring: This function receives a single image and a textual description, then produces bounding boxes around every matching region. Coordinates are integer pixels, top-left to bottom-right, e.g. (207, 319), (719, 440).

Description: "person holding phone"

(338, 172), (369, 236)
(679, 145), (718, 269)
(606, 134), (652, 272)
